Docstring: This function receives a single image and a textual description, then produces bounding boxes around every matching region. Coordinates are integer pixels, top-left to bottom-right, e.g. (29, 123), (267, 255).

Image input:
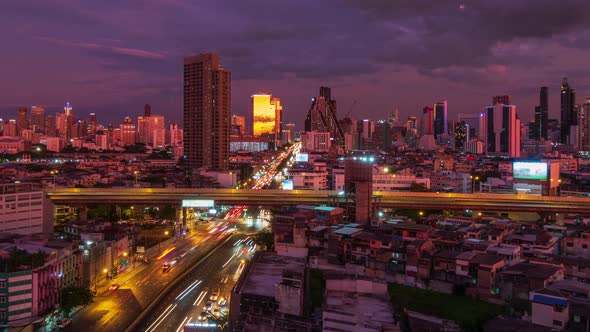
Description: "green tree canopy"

(60, 286), (94, 317)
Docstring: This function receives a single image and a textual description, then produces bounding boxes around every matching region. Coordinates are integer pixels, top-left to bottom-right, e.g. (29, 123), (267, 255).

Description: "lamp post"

(133, 170), (139, 186)
(50, 170), (58, 187)
(471, 175), (479, 193)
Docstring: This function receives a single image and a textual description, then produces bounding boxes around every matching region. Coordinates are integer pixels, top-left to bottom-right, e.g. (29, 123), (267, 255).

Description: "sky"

(1, 0), (590, 129)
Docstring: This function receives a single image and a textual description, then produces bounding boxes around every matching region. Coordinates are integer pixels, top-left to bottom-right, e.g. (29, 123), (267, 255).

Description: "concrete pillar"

(79, 206), (88, 222)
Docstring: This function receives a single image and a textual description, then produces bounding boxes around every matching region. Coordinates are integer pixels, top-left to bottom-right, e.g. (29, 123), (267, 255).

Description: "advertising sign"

(513, 162), (548, 181)
(182, 199), (215, 208)
(295, 153), (309, 162)
(282, 180), (294, 190)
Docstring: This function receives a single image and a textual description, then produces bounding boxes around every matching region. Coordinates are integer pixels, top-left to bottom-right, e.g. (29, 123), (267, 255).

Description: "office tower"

(230, 115), (245, 136)
(344, 157), (373, 225)
(252, 94), (282, 146)
(580, 98), (590, 152)
(283, 122), (296, 144)
(183, 53), (230, 171)
(492, 95), (512, 105)
(45, 115), (56, 137)
(534, 87), (549, 140)
(152, 128), (166, 148)
(144, 104), (152, 117)
(89, 113), (97, 137)
(362, 119), (375, 141)
(30, 106), (46, 133)
(483, 104), (521, 157)
(137, 116), (150, 144)
(169, 123), (182, 146)
(457, 113), (481, 139)
(17, 107), (28, 136)
(2, 120), (17, 137)
(422, 107), (434, 135)
(55, 113), (68, 141)
(304, 87), (344, 146)
(454, 121), (467, 150)
(119, 117), (136, 146)
(561, 77), (576, 144)
(433, 100), (448, 138)
(419, 107), (436, 150)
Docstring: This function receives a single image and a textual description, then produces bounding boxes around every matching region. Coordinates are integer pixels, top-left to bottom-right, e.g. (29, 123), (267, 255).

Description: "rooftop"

(501, 261), (561, 279)
(238, 252), (305, 298)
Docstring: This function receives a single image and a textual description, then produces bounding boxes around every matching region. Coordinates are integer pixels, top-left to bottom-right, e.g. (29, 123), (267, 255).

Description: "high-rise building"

(45, 115), (56, 137)
(454, 121), (467, 150)
(17, 107), (28, 136)
(534, 87), (549, 140)
(144, 104), (152, 117)
(422, 107), (434, 135)
(137, 116), (150, 144)
(252, 94), (276, 136)
(88, 113), (97, 137)
(492, 95), (512, 105)
(30, 106), (46, 134)
(183, 53), (230, 171)
(482, 104), (520, 157)
(561, 77), (576, 144)
(119, 117), (136, 146)
(230, 115), (246, 136)
(457, 113), (483, 139)
(169, 123), (182, 146)
(580, 98), (590, 152)
(344, 157), (374, 225)
(433, 100), (448, 138)
(2, 120), (17, 137)
(304, 87), (344, 146)
(283, 122), (296, 144)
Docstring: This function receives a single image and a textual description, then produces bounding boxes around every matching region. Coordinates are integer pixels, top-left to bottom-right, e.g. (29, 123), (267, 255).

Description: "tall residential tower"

(183, 53), (231, 171)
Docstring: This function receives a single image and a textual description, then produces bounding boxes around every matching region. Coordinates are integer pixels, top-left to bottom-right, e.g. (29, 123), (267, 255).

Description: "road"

(133, 232), (255, 332)
(65, 222), (232, 332)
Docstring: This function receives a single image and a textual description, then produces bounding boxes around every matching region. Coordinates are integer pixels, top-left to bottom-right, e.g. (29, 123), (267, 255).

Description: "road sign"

(136, 246), (145, 253)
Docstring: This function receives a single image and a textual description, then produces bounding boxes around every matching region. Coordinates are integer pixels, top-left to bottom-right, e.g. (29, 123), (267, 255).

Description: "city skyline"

(2, 1), (590, 127)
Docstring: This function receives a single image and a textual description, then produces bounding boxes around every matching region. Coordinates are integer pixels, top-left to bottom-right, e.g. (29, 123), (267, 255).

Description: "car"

(57, 318), (72, 328)
(162, 264), (171, 273)
(198, 311), (209, 321)
(203, 301), (214, 311)
(210, 288), (220, 301)
(217, 297), (226, 306)
(108, 284), (120, 291)
(213, 308), (220, 317)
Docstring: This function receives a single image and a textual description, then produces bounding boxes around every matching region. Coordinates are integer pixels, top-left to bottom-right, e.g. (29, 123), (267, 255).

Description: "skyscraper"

(483, 104), (520, 157)
(30, 106), (46, 133)
(89, 113), (97, 137)
(561, 77), (576, 144)
(580, 98), (590, 152)
(304, 87), (344, 146)
(230, 115), (246, 136)
(183, 53), (230, 171)
(433, 100), (448, 138)
(454, 121), (467, 150)
(17, 107), (28, 136)
(492, 95), (512, 105)
(119, 117), (136, 146)
(144, 104), (152, 117)
(534, 86), (549, 140)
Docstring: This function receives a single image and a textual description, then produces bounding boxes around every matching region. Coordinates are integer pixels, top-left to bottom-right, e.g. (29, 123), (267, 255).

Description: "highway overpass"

(46, 188), (590, 214)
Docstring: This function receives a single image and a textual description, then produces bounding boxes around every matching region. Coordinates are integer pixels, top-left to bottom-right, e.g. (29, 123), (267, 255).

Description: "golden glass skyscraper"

(252, 94), (282, 147)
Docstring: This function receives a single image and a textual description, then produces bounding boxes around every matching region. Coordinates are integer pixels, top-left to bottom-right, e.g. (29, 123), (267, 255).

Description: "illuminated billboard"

(513, 162), (548, 181)
(295, 153), (309, 162)
(182, 199), (215, 208)
(282, 180), (294, 190)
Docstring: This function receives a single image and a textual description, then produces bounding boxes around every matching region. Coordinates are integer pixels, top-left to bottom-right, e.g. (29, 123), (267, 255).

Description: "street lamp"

(133, 170), (139, 186)
(50, 170), (58, 187)
(471, 176), (479, 193)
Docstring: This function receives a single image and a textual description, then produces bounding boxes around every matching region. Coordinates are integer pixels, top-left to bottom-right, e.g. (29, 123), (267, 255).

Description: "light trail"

(176, 280), (202, 301)
(193, 290), (208, 306)
(222, 253), (237, 268)
(145, 304), (176, 332)
(175, 316), (189, 332)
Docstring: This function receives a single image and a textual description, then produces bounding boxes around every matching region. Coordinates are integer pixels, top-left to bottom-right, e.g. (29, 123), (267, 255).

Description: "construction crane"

(344, 100), (357, 119)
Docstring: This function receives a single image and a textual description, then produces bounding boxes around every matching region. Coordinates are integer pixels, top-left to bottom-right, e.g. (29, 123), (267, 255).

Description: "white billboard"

(182, 199), (215, 208)
(513, 162), (548, 181)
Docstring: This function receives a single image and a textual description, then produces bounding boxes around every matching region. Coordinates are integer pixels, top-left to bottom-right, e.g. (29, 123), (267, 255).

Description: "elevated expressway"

(46, 188), (590, 214)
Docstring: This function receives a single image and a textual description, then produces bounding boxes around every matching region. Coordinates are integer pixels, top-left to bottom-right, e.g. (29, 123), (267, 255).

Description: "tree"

(254, 228), (274, 251)
(8, 249), (47, 269)
(60, 286), (94, 316)
(410, 182), (429, 192)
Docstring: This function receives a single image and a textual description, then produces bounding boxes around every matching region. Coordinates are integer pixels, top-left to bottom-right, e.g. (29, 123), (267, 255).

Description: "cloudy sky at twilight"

(1, 0), (590, 129)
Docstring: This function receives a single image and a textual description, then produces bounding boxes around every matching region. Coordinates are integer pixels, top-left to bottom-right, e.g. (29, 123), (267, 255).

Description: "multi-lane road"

(65, 222), (236, 332)
(134, 232), (255, 332)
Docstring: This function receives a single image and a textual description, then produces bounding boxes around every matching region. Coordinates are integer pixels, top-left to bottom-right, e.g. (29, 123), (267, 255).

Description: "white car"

(210, 288), (220, 301)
